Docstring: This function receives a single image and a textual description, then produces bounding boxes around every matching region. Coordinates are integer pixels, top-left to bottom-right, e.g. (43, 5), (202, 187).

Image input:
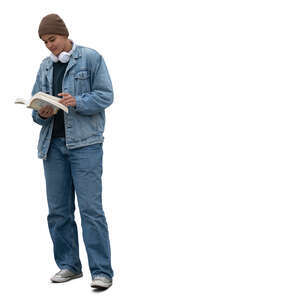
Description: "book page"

(14, 98), (28, 105)
(31, 92), (68, 113)
(30, 99), (59, 113)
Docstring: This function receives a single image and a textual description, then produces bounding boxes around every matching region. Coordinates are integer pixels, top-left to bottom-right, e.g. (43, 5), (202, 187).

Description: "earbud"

(50, 40), (76, 63)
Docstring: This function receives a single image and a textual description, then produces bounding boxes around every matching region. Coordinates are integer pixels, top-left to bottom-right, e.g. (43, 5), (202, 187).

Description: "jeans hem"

(92, 272), (113, 280)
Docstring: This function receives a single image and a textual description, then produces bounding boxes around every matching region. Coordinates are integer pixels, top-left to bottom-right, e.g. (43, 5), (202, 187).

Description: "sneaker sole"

(90, 282), (112, 289)
(51, 273), (83, 283)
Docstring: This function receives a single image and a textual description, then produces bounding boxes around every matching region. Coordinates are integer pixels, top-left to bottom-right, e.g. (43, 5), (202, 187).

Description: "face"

(41, 34), (68, 56)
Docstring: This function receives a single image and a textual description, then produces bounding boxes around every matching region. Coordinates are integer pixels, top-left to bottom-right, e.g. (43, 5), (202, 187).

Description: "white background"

(0, 0), (299, 299)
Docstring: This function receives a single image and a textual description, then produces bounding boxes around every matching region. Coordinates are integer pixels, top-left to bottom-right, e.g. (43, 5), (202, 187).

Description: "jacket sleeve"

(74, 54), (113, 116)
(31, 64), (52, 126)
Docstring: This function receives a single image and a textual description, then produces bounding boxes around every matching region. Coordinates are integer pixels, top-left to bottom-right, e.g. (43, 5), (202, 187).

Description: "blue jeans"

(43, 137), (113, 280)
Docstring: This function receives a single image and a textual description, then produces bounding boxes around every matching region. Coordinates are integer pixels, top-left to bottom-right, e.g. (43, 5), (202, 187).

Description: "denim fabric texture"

(43, 137), (113, 279)
(31, 44), (113, 159)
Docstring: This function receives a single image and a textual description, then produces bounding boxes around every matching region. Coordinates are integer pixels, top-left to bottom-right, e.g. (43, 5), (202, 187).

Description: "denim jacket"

(31, 44), (113, 159)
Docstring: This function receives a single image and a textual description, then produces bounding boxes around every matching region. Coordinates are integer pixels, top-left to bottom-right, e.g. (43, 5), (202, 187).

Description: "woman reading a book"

(31, 13), (114, 290)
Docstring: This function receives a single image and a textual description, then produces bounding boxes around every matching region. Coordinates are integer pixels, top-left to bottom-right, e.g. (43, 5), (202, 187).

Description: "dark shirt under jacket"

(51, 60), (69, 138)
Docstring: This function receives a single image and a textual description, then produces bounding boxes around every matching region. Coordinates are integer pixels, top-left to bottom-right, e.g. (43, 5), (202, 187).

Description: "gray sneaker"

(90, 275), (113, 289)
(50, 269), (83, 283)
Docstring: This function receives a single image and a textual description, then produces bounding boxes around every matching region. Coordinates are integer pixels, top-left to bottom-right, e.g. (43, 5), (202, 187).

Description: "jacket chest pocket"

(74, 70), (91, 95)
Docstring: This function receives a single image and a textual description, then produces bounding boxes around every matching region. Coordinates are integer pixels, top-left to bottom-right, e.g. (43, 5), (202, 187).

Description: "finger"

(65, 101), (75, 107)
(59, 97), (71, 103)
(58, 93), (70, 97)
(63, 100), (73, 106)
(59, 100), (67, 106)
(41, 107), (49, 114)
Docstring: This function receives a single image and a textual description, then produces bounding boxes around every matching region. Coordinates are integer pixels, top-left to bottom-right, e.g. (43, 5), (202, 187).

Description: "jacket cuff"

(74, 96), (83, 113)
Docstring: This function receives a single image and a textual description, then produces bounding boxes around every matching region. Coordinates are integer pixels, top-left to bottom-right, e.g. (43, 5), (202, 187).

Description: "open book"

(15, 91), (68, 113)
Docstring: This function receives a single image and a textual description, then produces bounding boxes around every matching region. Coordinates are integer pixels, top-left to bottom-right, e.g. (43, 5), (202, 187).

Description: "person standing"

(31, 13), (114, 290)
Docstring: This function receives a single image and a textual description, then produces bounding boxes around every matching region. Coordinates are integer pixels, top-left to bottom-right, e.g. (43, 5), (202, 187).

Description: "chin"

(52, 49), (60, 56)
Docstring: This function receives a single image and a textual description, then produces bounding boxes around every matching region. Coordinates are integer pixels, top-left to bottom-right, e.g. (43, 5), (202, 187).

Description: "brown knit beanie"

(38, 14), (69, 38)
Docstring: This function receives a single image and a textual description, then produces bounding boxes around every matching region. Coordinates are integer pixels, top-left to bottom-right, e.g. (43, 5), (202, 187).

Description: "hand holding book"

(38, 105), (56, 119)
(15, 92), (69, 114)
